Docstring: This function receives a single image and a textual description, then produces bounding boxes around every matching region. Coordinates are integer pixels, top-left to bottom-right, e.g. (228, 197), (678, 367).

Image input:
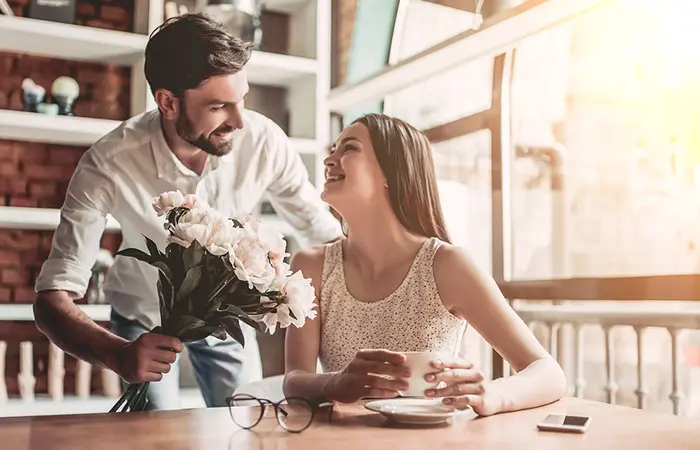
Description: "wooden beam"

(423, 110), (494, 143)
(499, 274), (700, 302)
(328, 0), (613, 112)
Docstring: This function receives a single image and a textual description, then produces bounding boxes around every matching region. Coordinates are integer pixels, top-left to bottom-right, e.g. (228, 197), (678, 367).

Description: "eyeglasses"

(226, 393), (334, 433)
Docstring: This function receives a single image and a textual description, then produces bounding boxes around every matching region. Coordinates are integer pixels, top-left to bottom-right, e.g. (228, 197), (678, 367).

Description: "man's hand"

(112, 333), (184, 384)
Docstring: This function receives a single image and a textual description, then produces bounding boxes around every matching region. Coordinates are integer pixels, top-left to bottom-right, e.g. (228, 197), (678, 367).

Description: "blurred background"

(2, 0), (700, 419)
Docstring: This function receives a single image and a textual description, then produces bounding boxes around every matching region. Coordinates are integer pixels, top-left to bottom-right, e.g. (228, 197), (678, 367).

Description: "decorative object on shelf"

(87, 248), (114, 305)
(200, 0), (262, 49)
(28, 0), (76, 24)
(51, 76), (79, 116)
(36, 103), (58, 115)
(21, 78), (46, 113)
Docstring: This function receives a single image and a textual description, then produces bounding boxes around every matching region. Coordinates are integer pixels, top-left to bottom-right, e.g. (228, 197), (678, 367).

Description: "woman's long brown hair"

(352, 113), (452, 244)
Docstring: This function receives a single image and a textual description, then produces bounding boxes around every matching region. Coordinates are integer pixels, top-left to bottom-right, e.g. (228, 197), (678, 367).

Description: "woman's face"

(321, 123), (387, 212)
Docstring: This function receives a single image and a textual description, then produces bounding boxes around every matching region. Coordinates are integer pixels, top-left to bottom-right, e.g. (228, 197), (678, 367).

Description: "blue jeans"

(110, 310), (245, 411)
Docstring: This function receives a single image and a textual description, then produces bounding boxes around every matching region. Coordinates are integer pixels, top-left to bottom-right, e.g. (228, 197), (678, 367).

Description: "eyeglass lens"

(276, 398), (314, 432)
(229, 394), (264, 429)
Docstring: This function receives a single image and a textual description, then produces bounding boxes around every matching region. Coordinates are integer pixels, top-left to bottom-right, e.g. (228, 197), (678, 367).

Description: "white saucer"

(364, 398), (472, 425)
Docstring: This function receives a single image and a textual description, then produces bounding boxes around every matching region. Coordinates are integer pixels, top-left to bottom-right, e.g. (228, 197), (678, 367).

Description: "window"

(510, 0), (700, 279)
(432, 131), (493, 272)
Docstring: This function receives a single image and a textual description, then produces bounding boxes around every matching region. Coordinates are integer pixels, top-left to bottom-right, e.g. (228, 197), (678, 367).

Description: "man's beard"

(175, 108), (235, 157)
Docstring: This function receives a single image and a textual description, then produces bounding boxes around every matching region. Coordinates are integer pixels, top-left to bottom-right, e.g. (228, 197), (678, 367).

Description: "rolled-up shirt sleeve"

(34, 150), (116, 299)
(263, 123), (342, 246)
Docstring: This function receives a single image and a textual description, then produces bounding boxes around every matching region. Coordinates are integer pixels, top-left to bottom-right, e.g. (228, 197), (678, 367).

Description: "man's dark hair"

(144, 13), (253, 96)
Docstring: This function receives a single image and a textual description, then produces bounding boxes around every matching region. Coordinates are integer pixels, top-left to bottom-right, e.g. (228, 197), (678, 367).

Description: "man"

(33, 13), (342, 410)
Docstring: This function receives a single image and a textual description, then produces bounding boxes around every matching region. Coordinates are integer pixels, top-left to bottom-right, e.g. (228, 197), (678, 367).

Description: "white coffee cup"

(398, 351), (451, 397)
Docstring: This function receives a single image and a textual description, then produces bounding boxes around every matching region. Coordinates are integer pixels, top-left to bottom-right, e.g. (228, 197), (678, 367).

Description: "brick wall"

(0, 0), (132, 398)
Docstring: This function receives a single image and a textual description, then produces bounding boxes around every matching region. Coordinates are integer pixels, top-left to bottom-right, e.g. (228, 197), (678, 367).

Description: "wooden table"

(2, 397), (699, 449)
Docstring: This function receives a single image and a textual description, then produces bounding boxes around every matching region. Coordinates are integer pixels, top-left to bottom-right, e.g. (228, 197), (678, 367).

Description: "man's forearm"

(34, 291), (128, 371)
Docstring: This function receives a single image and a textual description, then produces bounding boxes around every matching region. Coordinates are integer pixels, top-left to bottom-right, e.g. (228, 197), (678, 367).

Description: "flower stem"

(109, 383), (139, 413)
(130, 382), (150, 411)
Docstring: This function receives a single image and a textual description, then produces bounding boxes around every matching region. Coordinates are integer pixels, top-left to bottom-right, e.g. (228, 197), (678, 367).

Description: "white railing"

(513, 302), (700, 415)
(0, 304), (123, 417)
(502, 275), (700, 416)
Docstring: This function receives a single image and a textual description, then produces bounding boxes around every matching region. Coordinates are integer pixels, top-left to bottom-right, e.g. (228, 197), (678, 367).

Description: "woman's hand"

(324, 349), (411, 403)
(424, 357), (501, 416)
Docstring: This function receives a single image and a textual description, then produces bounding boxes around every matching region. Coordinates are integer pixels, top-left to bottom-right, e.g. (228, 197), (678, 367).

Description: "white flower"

(281, 270), (317, 325)
(166, 208), (239, 255)
(152, 191), (209, 216)
(229, 226), (276, 292)
(152, 190), (185, 216)
(261, 271), (317, 333)
(181, 193), (209, 211)
(166, 207), (210, 248)
(261, 306), (291, 334)
(243, 215), (290, 275)
(199, 209), (240, 256)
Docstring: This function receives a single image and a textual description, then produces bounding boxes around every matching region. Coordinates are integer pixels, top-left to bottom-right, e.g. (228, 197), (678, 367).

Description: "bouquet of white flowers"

(109, 191), (317, 413)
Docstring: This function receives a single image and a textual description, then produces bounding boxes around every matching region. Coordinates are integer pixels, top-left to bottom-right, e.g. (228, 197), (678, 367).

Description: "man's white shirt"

(35, 109), (341, 329)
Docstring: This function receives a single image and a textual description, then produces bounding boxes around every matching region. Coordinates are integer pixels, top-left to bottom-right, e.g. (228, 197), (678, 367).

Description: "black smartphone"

(537, 414), (591, 433)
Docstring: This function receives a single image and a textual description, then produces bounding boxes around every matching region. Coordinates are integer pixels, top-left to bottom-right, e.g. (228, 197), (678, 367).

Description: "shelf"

(0, 110), (322, 153)
(0, 110), (121, 147)
(0, 207), (121, 231)
(0, 15), (147, 65)
(0, 16), (318, 86)
(246, 51), (318, 87)
(0, 303), (111, 321)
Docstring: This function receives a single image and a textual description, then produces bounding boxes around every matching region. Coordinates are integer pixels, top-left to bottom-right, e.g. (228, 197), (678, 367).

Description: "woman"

(283, 113), (566, 416)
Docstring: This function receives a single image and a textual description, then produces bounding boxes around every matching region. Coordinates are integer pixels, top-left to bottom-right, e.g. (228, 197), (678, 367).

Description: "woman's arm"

(432, 245), (567, 415)
(282, 246), (410, 403)
(282, 247), (336, 399)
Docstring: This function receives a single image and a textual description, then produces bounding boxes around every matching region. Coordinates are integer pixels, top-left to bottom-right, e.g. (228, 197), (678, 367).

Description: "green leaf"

(115, 248), (154, 263)
(157, 272), (175, 324)
(174, 314), (208, 335)
(144, 235), (162, 260)
(204, 273), (237, 306)
(183, 240), (204, 271)
(167, 207), (189, 227)
(210, 327), (228, 340)
(152, 261), (173, 281)
(217, 302), (246, 317)
(220, 316), (245, 346)
(213, 305), (262, 332)
(176, 265), (202, 305)
(180, 325), (219, 342)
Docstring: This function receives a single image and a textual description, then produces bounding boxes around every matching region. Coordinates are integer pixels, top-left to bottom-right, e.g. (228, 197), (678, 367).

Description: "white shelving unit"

(0, 0), (331, 237)
(0, 1), (329, 417)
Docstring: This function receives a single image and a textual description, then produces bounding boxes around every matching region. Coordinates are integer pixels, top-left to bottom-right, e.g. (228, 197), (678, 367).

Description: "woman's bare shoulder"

(289, 241), (342, 284)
